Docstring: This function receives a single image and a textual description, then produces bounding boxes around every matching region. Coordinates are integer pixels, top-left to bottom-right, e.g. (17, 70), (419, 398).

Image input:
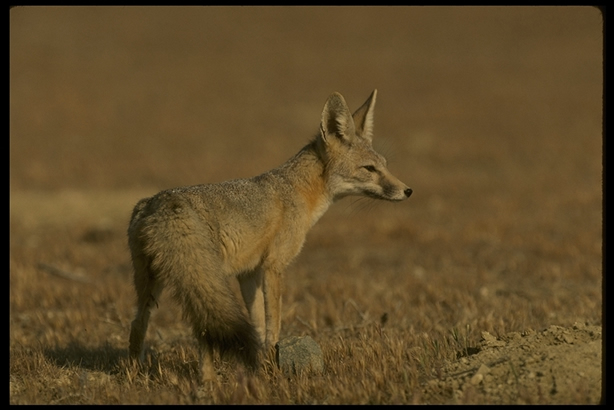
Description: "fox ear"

(352, 89), (377, 142)
(319, 92), (356, 145)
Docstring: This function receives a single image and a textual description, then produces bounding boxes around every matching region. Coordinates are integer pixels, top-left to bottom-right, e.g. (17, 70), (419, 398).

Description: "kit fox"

(128, 90), (412, 381)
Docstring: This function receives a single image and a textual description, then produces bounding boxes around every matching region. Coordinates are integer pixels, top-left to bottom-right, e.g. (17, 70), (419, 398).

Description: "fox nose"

(404, 188), (413, 198)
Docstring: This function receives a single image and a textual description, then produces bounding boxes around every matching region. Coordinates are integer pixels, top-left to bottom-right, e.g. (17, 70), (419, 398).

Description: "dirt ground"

(10, 6), (603, 404)
(420, 322), (602, 403)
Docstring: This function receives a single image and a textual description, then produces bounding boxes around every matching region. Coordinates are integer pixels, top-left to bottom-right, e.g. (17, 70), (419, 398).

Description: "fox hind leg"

(129, 257), (164, 363)
(197, 340), (216, 382)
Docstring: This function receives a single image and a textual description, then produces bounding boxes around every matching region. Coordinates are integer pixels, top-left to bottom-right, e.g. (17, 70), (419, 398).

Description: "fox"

(127, 90), (412, 381)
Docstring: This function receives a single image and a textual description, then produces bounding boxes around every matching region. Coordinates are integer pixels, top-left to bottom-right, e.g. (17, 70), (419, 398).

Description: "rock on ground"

(276, 336), (324, 375)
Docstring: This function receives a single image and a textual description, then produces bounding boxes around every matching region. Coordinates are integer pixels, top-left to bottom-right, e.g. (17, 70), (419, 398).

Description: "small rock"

(276, 336), (324, 375)
(572, 321), (585, 330)
(480, 331), (505, 347)
(481, 331), (497, 343)
(475, 364), (490, 376)
(507, 332), (522, 341)
(470, 373), (483, 385)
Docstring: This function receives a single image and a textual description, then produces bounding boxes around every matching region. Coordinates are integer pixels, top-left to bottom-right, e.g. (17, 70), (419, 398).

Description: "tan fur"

(127, 90), (412, 381)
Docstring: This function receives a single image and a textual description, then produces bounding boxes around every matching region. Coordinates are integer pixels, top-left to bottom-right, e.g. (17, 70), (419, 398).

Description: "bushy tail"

(171, 272), (261, 372)
(135, 195), (261, 371)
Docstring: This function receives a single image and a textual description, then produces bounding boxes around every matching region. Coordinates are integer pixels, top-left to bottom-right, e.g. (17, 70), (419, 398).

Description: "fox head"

(316, 90), (413, 202)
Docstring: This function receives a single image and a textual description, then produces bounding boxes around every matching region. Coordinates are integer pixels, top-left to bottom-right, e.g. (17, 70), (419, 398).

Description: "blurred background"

(10, 6), (602, 194)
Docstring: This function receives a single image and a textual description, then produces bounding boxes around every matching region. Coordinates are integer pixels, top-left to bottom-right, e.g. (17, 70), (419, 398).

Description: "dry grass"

(10, 6), (602, 404)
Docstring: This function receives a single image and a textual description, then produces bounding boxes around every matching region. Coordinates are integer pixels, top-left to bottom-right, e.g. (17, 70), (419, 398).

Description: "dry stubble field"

(10, 6), (603, 404)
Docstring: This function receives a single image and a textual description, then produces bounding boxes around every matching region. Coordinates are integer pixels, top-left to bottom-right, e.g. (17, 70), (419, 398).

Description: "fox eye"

(362, 165), (377, 172)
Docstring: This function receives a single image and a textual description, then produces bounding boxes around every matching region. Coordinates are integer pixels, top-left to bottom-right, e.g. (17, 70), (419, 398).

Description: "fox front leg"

(262, 267), (283, 351)
(239, 268), (266, 345)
